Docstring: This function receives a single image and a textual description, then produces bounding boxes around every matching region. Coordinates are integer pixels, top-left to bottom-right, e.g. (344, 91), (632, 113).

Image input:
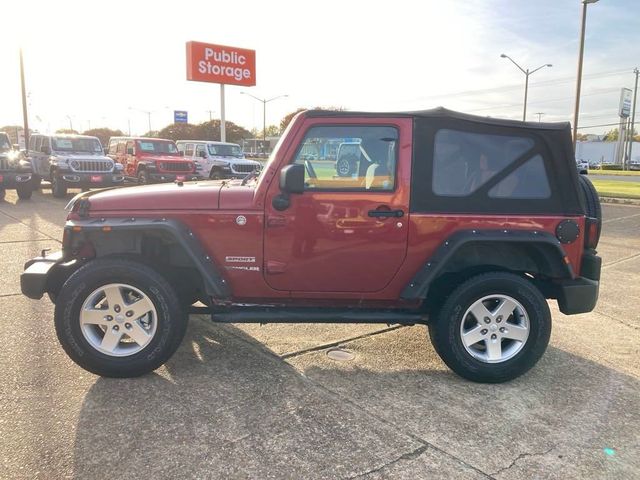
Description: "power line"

(411, 67), (634, 103)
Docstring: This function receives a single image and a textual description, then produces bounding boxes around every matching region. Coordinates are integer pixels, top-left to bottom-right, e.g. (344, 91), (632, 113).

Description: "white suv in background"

(176, 140), (262, 179)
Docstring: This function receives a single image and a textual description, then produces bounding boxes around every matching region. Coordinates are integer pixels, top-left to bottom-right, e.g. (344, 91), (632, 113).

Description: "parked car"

(629, 160), (640, 171)
(0, 132), (33, 200)
(21, 108), (602, 384)
(28, 134), (124, 198)
(176, 140), (261, 179)
(576, 159), (589, 174)
(588, 159), (601, 170)
(107, 137), (198, 184)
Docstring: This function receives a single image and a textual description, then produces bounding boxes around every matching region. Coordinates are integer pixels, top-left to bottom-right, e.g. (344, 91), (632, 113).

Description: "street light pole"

(240, 92), (288, 146)
(19, 48), (29, 150)
(626, 68), (639, 169)
(573, 0), (599, 149)
(500, 54), (552, 121)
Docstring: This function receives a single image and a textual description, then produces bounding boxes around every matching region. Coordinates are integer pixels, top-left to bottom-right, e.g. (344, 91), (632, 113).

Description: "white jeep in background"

(176, 140), (261, 179)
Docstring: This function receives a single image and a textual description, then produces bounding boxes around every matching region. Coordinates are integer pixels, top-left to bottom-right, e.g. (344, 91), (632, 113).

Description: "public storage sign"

(186, 41), (256, 86)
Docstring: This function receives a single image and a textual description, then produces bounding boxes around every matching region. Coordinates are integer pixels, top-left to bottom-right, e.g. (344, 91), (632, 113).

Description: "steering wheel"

(304, 160), (317, 179)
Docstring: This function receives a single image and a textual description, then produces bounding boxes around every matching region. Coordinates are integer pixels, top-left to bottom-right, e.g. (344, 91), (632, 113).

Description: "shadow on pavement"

(72, 319), (640, 479)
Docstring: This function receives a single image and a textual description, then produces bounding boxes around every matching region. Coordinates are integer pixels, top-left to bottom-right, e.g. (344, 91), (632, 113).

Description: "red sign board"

(186, 41), (256, 86)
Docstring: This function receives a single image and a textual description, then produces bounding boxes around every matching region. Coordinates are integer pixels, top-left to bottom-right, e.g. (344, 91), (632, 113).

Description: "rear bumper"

(556, 252), (601, 315)
(0, 172), (32, 188)
(57, 172), (125, 187)
(21, 251), (65, 300)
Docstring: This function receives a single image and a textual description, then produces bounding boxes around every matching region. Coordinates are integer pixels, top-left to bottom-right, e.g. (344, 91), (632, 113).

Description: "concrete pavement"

(1, 188), (639, 479)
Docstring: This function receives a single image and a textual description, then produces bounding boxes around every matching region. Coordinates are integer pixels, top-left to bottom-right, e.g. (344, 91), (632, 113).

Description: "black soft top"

(304, 107), (570, 132)
(304, 107), (583, 216)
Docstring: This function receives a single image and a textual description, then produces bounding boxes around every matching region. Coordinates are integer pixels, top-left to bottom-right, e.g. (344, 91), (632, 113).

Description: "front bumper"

(57, 172), (125, 187)
(149, 172), (199, 183)
(556, 252), (601, 315)
(0, 172), (32, 188)
(21, 251), (66, 300)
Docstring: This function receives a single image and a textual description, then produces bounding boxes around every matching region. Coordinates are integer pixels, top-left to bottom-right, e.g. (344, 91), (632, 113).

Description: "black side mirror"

(198, 150), (206, 158)
(279, 164), (305, 194)
(41, 145), (51, 155)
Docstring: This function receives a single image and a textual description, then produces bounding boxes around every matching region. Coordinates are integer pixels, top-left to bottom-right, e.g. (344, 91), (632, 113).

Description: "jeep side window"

(116, 141), (125, 155)
(293, 125), (398, 191)
(108, 139), (118, 155)
(432, 129), (533, 197)
(489, 154), (551, 199)
(185, 144), (195, 157)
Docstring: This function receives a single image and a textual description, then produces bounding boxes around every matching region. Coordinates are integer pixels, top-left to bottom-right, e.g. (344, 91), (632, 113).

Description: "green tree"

(279, 108), (306, 132)
(603, 127), (638, 142)
(55, 128), (79, 134)
(82, 128), (125, 148)
(260, 125), (280, 138)
(156, 120), (252, 144)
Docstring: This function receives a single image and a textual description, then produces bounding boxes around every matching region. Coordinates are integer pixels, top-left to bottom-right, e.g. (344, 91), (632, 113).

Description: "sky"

(0, 0), (638, 137)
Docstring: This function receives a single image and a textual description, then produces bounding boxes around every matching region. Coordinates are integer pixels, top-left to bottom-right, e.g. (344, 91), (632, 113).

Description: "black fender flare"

(64, 217), (230, 298)
(401, 229), (573, 300)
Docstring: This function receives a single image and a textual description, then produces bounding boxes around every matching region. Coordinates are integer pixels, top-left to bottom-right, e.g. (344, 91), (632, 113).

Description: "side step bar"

(188, 306), (428, 325)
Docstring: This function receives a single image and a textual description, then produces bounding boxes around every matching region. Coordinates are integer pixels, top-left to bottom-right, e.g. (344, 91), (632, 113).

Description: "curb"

(600, 196), (640, 206)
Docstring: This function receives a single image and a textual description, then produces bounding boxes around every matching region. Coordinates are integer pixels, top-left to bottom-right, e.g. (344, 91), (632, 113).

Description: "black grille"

(0, 158), (10, 171)
(70, 160), (113, 172)
(233, 164), (257, 173)
(160, 161), (192, 172)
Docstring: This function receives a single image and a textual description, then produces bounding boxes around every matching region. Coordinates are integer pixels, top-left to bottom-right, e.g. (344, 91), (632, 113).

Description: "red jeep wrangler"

(21, 109), (602, 383)
(107, 137), (198, 184)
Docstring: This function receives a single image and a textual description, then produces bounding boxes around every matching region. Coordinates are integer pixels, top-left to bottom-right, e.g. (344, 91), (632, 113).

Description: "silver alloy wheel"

(337, 159), (350, 176)
(80, 283), (157, 357)
(459, 294), (530, 364)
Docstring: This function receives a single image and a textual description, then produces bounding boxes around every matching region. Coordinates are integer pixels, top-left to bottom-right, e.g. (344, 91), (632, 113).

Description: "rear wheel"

(51, 174), (67, 198)
(429, 272), (551, 383)
(16, 183), (33, 199)
(54, 257), (187, 377)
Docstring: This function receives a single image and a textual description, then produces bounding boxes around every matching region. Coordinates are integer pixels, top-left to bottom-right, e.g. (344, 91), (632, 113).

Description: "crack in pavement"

(601, 251), (640, 269)
(489, 447), (555, 477)
(281, 325), (405, 359)
(593, 309), (639, 331)
(0, 210), (62, 244)
(346, 444), (430, 479)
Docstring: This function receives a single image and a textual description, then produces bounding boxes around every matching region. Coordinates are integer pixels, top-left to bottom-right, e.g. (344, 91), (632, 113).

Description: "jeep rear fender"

(401, 229), (573, 300)
(64, 217), (230, 298)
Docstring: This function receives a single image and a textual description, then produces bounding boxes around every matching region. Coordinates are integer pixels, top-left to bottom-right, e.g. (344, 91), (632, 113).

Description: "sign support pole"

(19, 48), (29, 150)
(220, 84), (226, 142)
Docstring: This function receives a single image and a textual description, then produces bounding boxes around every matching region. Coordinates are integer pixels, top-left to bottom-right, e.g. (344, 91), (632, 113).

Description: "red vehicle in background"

(21, 109), (602, 384)
(107, 137), (198, 184)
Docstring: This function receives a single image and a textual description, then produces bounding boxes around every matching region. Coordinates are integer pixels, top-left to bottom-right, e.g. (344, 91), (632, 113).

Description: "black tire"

(32, 175), (42, 189)
(336, 155), (357, 177)
(429, 272), (551, 383)
(54, 257), (188, 377)
(0, 188), (5, 201)
(51, 174), (67, 198)
(209, 168), (223, 180)
(138, 169), (149, 184)
(16, 183), (33, 199)
(578, 175), (602, 246)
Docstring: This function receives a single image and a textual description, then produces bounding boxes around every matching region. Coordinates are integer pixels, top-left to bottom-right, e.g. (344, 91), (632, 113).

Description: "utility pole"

(19, 49), (29, 150)
(626, 68), (639, 169)
(573, 0), (599, 149)
(535, 112), (545, 123)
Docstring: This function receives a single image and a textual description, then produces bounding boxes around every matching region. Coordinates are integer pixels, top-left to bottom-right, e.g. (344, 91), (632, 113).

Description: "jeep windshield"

(208, 144), (242, 157)
(0, 134), (10, 152)
(137, 140), (180, 155)
(52, 137), (103, 153)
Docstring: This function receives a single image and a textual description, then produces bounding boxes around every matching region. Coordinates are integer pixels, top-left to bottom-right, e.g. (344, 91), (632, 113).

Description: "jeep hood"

(76, 180), (255, 212)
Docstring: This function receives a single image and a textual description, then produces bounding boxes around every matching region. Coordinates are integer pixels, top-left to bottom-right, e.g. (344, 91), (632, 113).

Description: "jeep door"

(263, 118), (412, 293)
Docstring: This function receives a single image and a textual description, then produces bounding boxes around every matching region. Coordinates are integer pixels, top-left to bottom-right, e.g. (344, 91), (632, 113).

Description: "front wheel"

(137, 169), (149, 184)
(54, 257), (188, 377)
(429, 272), (551, 383)
(16, 183), (33, 199)
(51, 174), (67, 198)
